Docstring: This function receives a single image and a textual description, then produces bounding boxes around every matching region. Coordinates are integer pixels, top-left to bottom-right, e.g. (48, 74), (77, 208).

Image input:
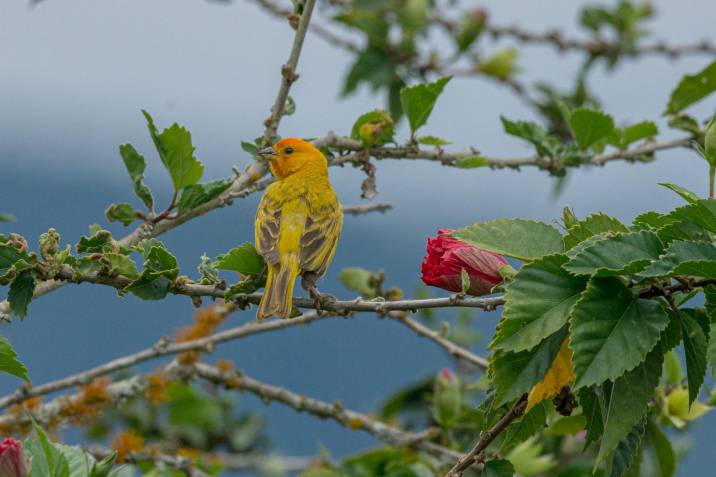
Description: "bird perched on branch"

(255, 138), (343, 319)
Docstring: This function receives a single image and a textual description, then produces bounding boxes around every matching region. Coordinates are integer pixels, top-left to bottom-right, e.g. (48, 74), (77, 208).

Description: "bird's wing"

(299, 197), (343, 276)
(254, 186), (282, 265)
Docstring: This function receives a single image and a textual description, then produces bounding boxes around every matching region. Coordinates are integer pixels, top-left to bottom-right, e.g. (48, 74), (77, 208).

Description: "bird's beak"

(258, 147), (277, 160)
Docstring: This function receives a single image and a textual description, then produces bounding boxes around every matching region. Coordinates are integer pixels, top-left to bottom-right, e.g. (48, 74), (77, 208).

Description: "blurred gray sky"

(2, 0), (716, 475)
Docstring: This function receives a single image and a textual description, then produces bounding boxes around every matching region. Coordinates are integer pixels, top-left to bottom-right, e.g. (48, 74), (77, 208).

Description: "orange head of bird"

(258, 138), (328, 179)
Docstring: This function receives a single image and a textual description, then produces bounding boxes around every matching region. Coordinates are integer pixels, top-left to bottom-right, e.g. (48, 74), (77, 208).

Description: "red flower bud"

(0, 438), (30, 477)
(421, 229), (508, 296)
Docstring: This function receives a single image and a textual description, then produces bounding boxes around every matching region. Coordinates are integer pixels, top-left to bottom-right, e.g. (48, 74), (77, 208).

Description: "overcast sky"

(2, 1), (716, 475)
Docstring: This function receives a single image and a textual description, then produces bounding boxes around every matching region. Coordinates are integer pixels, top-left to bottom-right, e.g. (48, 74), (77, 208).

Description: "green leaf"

(106, 254), (139, 280)
(679, 310), (709, 404)
(665, 60), (716, 114)
(351, 109), (395, 147)
(477, 48), (519, 80)
(500, 116), (558, 157)
(299, 469), (348, 477)
(564, 213), (629, 250)
(104, 203), (139, 227)
(545, 415), (586, 436)
(493, 254), (587, 352)
(0, 244), (30, 277)
(142, 110), (204, 191)
(177, 179), (232, 214)
(578, 387), (604, 449)
(492, 326), (568, 406)
(8, 270), (35, 319)
(639, 240), (716, 278)
(632, 211), (678, 231)
(0, 213), (16, 222)
(668, 199), (716, 233)
(607, 419), (645, 477)
(342, 46), (395, 97)
(570, 277), (669, 388)
(400, 76), (451, 133)
(498, 402), (547, 450)
(482, 459), (514, 477)
(563, 230), (664, 277)
(460, 268), (470, 295)
(456, 155), (489, 168)
(337, 267), (381, 298)
(417, 135), (450, 146)
(621, 121), (658, 147)
(0, 335), (29, 381)
(568, 108), (615, 150)
(214, 243), (264, 276)
(90, 452), (118, 477)
(597, 346), (662, 464)
(32, 418), (71, 477)
(452, 219), (563, 262)
(124, 243), (178, 300)
(76, 229), (114, 254)
(646, 420), (675, 477)
(119, 144), (154, 210)
(658, 182), (700, 203)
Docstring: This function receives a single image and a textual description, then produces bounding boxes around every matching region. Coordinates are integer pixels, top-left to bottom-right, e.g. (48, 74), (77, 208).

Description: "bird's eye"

(284, 147), (294, 154)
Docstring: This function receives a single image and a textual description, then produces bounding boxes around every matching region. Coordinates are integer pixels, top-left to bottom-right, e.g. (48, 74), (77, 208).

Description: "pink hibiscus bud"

(0, 438), (30, 477)
(421, 229), (510, 296)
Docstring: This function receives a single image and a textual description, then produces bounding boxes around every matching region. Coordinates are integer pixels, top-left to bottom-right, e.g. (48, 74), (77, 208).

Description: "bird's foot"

(308, 286), (322, 314)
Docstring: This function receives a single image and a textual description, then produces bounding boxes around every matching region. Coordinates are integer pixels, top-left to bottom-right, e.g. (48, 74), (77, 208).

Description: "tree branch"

(444, 395), (528, 477)
(0, 305), (490, 410)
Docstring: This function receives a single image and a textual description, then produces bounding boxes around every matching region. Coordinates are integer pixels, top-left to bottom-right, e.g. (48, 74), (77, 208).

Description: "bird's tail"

(257, 255), (299, 320)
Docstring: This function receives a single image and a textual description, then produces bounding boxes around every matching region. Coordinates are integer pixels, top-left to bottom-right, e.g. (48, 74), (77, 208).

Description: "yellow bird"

(255, 137), (343, 319)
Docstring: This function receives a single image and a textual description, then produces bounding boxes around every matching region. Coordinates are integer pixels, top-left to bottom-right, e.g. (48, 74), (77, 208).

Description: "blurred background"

(1, 0), (715, 475)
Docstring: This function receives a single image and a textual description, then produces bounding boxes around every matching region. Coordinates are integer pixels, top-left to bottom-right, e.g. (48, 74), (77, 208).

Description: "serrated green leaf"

(563, 213), (629, 250)
(579, 387), (604, 449)
(632, 211), (678, 231)
(124, 274), (172, 300)
(8, 270), (35, 319)
(400, 76), (451, 133)
(563, 230), (664, 277)
(493, 254), (587, 352)
(452, 219), (563, 262)
(214, 243), (264, 276)
(482, 459), (514, 477)
(568, 108), (615, 150)
(658, 182), (700, 203)
(665, 60), (716, 114)
(597, 347), (661, 465)
(668, 199), (716, 232)
(655, 219), (710, 244)
(646, 420), (675, 477)
(104, 203), (139, 227)
(119, 144), (154, 210)
(142, 110), (204, 191)
(640, 240), (716, 278)
(500, 116), (559, 157)
(76, 229), (113, 254)
(607, 419), (645, 477)
(492, 326), (568, 406)
(0, 335), (29, 381)
(124, 244), (178, 300)
(105, 253), (139, 280)
(570, 277), (669, 388)
(456, 155), (489, 168)
(679, 310), (708, 404)
(0, 244), (30, 276)
(177, 179), (232, 214)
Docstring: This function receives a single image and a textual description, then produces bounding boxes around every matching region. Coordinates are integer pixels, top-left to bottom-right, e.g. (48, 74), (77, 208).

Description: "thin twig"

(343, 202), (393, 215)
(444, 395), (528, 477)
